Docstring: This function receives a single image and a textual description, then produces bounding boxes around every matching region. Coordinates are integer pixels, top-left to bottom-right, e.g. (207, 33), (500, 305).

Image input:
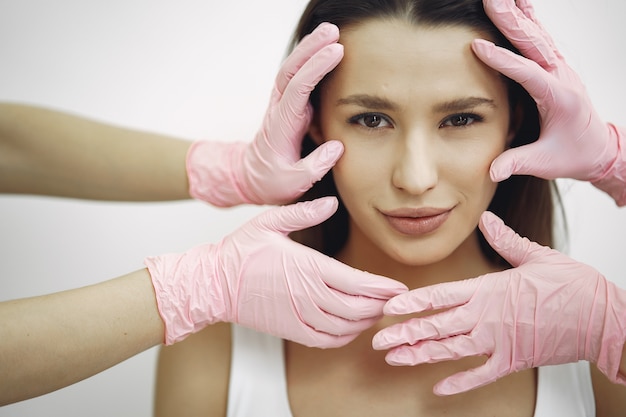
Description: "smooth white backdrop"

(1, 1), (624, 416)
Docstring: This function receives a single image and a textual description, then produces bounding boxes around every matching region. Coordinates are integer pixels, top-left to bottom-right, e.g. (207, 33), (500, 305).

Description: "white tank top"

(226, 325), (596, 417)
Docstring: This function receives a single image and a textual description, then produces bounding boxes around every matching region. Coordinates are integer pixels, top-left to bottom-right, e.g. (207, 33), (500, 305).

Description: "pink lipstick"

(382, 207), (452, 236)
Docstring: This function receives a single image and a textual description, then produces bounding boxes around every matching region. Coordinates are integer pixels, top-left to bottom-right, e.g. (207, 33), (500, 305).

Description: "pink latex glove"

(372, 211), (626, 395)
(146, 197), (408, 346)
(186, 22), (345, 207)
(474, 0), (626, 206)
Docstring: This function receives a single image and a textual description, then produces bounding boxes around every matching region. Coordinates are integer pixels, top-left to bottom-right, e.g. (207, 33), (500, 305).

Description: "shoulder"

(154, 322), (232, 417)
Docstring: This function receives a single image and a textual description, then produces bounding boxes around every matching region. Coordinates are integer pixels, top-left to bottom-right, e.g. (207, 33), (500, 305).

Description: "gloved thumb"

(252, 196), (339, 235)
(478, 211), (543, 267)
(293, 139), (344, 186)
(490, 142), (553, 182)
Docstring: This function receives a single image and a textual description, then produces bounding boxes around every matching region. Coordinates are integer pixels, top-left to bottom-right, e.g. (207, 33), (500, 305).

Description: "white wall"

(0, 0), (624, 416)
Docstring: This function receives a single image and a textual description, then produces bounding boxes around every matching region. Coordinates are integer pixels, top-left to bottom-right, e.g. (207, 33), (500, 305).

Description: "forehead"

(327, 18), (506, 104)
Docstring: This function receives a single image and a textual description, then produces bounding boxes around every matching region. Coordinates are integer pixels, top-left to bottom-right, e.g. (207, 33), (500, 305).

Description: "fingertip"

(371, 275), (409, 299)
(314, 22), (340, 41)
(478, 211), (503, 234)
(325, 42), (344, 58)
(371, 331), (388, 350)
(384, 346), (420, 366)
(313, 43), (344, 70)
(319, 140), (344, 165)
(344, 268), (408, 300)
(294, 140), (341, 188)
(309, 195), (339, 215)
(271, 197), (339, 232)
(489, 158), (513, 182)
(382, 296), (405, 316)
(478, 211), (507, 247)
(471, 38), (495, 57)
(433, 379), (458, 396)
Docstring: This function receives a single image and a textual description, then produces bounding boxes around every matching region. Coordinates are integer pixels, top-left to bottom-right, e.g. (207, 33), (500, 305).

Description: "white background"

(0, 0), (625, 416)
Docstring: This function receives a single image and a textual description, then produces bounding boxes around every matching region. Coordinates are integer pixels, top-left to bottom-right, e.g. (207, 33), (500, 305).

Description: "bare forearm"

(0, 103), (192, 201)
(0, 269), (164, 405)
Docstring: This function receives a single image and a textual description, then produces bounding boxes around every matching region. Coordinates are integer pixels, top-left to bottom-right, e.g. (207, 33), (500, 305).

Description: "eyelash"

(440, 113), (484, 128)
(347, 112), (485, 131)
(348, 112), (393, 130)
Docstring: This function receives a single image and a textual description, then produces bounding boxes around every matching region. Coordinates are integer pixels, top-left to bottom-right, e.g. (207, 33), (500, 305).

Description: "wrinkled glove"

(373, 211), (626, 395)
(475, 0), (626, 206)
(186, 22), (345, 207)
(146, 197), (408, 346)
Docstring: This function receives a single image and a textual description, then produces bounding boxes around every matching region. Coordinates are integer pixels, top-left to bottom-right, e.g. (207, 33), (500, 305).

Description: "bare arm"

(592, 362), (626, 417)
(0, 103), (192, 201)
(154, 324), (231, 417)
(0, 269), (164, 405)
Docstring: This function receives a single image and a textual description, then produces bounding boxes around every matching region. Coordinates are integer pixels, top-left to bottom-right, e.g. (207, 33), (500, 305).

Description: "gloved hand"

(372, 211), (626, 395)
(186, 22), (345, 207)
(146, 197), (408, 347)
(474, 0), (626, 206)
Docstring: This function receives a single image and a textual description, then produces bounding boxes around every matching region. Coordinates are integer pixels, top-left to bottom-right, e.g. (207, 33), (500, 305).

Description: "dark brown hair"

(290, 0), (561, 267)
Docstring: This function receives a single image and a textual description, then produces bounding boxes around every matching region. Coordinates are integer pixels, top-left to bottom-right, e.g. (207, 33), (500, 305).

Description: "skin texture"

(0, 269), (164, 405)
(156, 20), (537, 417)
(154, 17), (626, 417)
(0, 103), (191, 201)
(310, 20), (513, 278)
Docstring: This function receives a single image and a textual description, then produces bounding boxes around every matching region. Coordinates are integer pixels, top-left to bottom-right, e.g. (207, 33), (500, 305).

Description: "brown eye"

(348, 112), (392, 129)
(451, 115), (470, 126)
(363, 114), (383, 128)
(440, 113), (482, 128)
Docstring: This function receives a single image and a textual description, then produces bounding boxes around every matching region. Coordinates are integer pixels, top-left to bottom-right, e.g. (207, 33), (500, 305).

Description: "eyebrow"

(337, 94), (398, 111)
(336, 94), (496, 112)
(433, 97), (497, 113)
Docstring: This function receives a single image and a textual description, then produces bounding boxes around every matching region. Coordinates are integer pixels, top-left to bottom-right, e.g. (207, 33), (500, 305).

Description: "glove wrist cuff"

(591, 124), (626, 206)
(145, 243), (225, 345)
(592, 280), (626, 384)
(186, 140), (252, 207)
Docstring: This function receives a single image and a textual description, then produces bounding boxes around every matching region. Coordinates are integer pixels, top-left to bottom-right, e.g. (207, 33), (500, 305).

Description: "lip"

(381, 207), (453, 236)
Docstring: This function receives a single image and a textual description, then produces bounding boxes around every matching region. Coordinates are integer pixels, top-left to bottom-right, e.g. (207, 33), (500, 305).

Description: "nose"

(391, 133), (438, 195)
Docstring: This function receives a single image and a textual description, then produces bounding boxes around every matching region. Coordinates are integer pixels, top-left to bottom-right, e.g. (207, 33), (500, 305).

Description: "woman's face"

(312, 18), (513, 266)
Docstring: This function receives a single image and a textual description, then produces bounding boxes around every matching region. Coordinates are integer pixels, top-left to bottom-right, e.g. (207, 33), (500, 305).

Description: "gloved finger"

(478, 211), (547, 267)
(510, 0), (558, 50)
(514, 0), (535, 19)
(373, 307), (476, 350)
(298, 304), (381, 341)
(272, 43), (343, 158)
(277, 140), (344, 197)
(383, 335), (490, 366)
(488, 141), (556, 182)
(311, 252), (408, 300)
(301, 329), (360, 349)
(471, 39), (557, 105)
(311, 289), (389, 321)
(383, 279), (480, 316)
(306, 277), (393, 321)
(274, 22), (340, 98)
(482, 0), (558, 68)
(288, 244), (406, 321)
(284, 253), (394, 321)
(251, 196), (338, 236)
(433, 357), (504, 396)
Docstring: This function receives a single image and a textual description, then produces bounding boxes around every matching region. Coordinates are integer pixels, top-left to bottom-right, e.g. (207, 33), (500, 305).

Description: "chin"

(385, 244), (454, 267)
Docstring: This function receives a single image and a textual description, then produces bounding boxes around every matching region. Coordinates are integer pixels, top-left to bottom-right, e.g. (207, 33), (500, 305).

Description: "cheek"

(333, 145), (383, 198)
(443, 134), (505, 198)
